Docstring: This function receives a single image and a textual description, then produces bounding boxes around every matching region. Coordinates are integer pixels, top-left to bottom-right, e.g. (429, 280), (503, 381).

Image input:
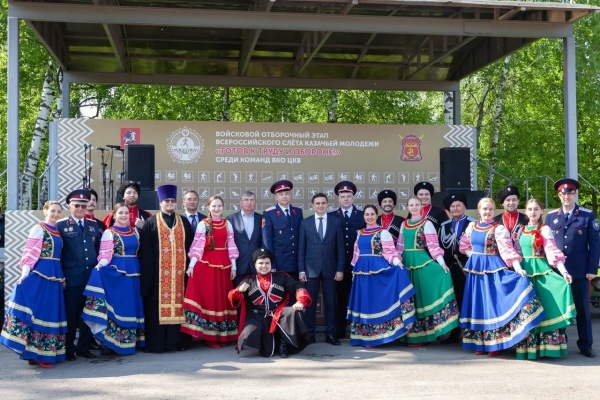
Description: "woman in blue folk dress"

(347, 205), (416, 347)
(397, 196), (459, 346)
(514, 199), (576, 359)
(82, 203), (145, 355)
(0, 201), (67, 368)
(459, 198), (545, 357)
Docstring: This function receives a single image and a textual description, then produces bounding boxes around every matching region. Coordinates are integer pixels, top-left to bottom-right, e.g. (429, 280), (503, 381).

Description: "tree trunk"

(38, 66), (63, 208)
(222, 87), (230, 121)
(328, 90), (338, 123)
(485, 57), (511, 195)
(443, 92), (454, 125)
(19, 60), (56, 210)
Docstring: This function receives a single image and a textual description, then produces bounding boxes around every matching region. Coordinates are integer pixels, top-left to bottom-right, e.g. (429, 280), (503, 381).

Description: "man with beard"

(494, 185), (528, 244)
(85, 188), (107, 232)
(138, 184), (195, 353)
(328, 181), (365, 339)
(376, 189), (405, 245)
(102, 181), (152, 230)
(438, 193), (475, 344)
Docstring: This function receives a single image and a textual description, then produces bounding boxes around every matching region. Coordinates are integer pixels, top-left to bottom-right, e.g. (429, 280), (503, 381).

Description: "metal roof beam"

(294, 2), (354, 77)
(406, 36), (477, 80)
(239, 0), (275, 76)
(93, 0), (127, 72)
(8, 2), (577, 38)
(26, 20), (68, 69)
(63, 71), (460, 91)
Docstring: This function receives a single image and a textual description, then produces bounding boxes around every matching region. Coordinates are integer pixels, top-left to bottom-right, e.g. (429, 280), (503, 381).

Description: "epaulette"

(546, 209), (560, 215)
(57, 217), (70, 222)
(579, 206), (593, 213)
(264, 206), (276, 212)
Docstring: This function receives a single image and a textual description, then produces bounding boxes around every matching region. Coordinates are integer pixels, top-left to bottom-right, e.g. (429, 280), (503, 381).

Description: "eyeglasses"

(163, 199), (177, 203)
(71, 204), (87, 209)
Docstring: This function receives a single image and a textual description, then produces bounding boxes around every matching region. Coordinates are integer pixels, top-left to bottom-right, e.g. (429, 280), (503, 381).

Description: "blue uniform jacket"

(57, 216), (100, 287)
(545, 204), (600, 279)
(261, 204), (303, 273)
(328, 206), (365, 273)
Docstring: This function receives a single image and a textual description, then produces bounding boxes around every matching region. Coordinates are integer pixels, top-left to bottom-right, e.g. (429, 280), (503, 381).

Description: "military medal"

(578, 230), (583, 235)
(553, 219), (558, 224)
(69, 227), (73, 231)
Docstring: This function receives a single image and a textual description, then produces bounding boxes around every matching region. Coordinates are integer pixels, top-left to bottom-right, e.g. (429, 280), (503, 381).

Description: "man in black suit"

(328, 181), (365, 339)
(181, 190), (207, 233)
(57, 189), (101, 361)
(227, 191), (263, 287)
(299, 193), (344, 345)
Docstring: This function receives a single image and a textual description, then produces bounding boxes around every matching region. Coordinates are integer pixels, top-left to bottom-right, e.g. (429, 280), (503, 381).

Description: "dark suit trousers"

(306, 274), (336, 336)
(64, 285), (93, 356)
(335, 271), (352, 337)
(571, 278), (593, 350)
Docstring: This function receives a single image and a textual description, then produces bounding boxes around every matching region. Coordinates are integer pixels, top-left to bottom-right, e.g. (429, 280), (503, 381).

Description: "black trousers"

(64, 285), (93, 356)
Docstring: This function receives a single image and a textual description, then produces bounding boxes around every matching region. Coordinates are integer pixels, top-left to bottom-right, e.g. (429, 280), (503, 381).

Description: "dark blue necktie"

(318, 217), (324, 241)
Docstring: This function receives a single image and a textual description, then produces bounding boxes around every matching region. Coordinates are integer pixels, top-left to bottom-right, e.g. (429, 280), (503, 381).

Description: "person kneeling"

(228, 248), (311, 358)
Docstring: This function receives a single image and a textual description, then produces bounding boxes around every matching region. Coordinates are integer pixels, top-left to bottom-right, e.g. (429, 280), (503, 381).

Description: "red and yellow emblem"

(400, 134), (422, 162)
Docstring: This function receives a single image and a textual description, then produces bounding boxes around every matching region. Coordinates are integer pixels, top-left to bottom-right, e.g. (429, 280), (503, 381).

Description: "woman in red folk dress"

(181, 195), (239, 348)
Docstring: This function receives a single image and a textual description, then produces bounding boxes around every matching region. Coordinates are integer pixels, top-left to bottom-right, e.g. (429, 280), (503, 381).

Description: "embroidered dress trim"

(459, 283), (537, 325)
(157, 213), (187, 325)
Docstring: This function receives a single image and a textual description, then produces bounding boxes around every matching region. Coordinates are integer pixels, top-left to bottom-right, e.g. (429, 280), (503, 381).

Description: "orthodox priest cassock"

(139, 185), (194, 353)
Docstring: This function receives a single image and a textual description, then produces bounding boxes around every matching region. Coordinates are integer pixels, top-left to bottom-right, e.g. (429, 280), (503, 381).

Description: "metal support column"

(563, 34), (577, 179)
(453, 89), (461, 125)
(7, 17), (20, 210)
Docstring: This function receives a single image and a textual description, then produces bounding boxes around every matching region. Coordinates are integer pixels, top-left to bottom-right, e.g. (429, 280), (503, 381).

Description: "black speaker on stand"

(125, 144), (155, 191)
(440, 147), (471, 191)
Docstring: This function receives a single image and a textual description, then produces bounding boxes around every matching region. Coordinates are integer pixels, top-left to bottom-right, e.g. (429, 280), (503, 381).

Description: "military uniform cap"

(443, 192), (467, 211)
(497, 185), (520, 204)
(554, 178), (579, 193)
(253, 247), (274, 263)
(377, 190), (397, 206)
(270, 180), (293, 194)
(66, 189), (91, 204)
(414, 181), (434, 196)
(334, 181), (357, 196)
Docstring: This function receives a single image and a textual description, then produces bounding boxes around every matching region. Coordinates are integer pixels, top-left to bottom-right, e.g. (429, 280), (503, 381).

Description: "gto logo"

(166, 126), (204, 164)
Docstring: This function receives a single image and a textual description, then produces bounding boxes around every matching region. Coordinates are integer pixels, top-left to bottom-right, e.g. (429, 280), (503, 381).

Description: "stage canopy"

(6, 0), (600, 209)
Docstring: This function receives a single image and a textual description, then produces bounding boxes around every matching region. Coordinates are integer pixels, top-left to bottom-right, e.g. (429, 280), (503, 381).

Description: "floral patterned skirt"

(515, 329), (568, 359)
(0, 260), (67, 363)
(348, 256), (416, 347)
(403, 250), (459, 343)
(181, 259), (238, 342)
(82, 264), (145, 355)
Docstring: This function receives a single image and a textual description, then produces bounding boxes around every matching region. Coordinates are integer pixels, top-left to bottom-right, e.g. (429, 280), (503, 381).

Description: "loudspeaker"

(137, 190), (159, 211)
(125, 144), (155, 191)
(440, 147), (471, 191)
(432, 190), (486, 210)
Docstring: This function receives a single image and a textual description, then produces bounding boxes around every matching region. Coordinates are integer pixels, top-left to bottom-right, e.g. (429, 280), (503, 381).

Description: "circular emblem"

(166, 126), (204, 164)
(593, 219), (599, 231)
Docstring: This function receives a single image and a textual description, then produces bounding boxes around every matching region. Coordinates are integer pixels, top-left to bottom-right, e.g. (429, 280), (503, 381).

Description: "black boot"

(279, 340), (289, 358)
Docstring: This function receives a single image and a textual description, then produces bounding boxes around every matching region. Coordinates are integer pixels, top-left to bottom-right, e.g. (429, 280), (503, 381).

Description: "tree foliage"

(4, 0), (600, 214)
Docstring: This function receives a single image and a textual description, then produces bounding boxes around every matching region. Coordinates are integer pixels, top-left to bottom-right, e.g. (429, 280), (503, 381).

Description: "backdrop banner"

(57, 119), (475, 212)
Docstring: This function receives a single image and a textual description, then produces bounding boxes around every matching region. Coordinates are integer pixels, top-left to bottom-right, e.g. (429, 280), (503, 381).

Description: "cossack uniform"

(545, 178), (599, 357)
(261, 180), (304, 275)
